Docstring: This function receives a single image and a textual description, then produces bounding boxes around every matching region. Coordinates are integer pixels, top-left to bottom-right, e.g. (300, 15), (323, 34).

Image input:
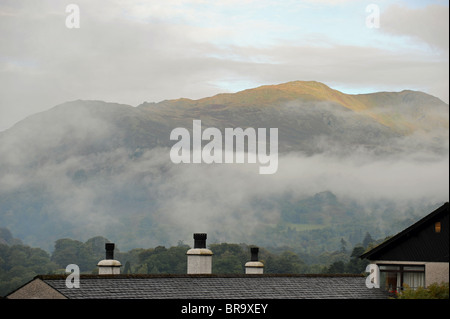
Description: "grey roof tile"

(39, 274), (388, 299)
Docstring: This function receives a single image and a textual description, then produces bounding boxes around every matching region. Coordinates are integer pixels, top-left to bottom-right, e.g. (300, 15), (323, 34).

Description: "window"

(435, 221), (441, 233)
(379, 264), (425, 293)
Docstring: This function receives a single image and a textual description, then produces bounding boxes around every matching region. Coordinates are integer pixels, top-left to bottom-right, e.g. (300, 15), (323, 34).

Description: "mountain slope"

(0, 81), (448, 251)
(2, 81), (448, 160)
(141, 81), (448, 134)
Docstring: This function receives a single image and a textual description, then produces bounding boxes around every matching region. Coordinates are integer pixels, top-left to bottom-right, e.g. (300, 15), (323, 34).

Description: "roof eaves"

(38, 273), (365, 280)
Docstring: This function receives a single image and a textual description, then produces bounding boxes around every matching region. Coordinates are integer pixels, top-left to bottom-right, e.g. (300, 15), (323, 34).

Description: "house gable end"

(361, 203), (449, 262)
(6, 278), (67, 299)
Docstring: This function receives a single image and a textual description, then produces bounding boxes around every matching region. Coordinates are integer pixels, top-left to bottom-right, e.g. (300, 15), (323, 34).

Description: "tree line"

(1, 227), (377, 297)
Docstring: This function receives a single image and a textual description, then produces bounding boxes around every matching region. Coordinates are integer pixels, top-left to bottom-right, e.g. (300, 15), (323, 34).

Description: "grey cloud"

(381, 4), (449, 51)
(1, 1), (449, 132)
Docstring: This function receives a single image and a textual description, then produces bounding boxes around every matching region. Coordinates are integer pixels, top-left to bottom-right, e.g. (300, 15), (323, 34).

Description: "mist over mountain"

(0, 81), (448, 251)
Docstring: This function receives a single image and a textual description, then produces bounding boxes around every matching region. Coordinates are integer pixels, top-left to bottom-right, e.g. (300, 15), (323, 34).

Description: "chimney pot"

(250, 247), (259, 261)
(193, 233), (207, 248)
(105, 243), (115, 260)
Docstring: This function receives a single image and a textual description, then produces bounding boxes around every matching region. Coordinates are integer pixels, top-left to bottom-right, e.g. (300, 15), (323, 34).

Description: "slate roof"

(32, 274), (388, 299)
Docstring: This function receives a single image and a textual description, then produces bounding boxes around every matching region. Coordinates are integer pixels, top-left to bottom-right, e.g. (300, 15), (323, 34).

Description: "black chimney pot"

(193, 233), (207, 248)
(250, 247), (259, 261)
(105, 243), (115, 260)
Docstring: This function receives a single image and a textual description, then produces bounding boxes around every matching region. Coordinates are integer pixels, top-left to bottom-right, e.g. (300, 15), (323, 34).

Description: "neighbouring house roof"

(7, 274), (388, 299)
(360, 202), (449, 262)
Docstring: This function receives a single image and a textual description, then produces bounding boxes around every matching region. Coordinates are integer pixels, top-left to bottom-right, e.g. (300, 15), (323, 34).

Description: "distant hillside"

(0, 227), (23, 246)
(0, 81), (448, 251)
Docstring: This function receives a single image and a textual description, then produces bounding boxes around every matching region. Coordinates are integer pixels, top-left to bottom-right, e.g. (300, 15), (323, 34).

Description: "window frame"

(378, 264), (425, 292)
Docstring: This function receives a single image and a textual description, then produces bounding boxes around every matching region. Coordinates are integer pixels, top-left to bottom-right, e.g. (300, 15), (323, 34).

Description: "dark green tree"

(362, 232), (374, 248)
(266, 251), (305, 274)
(325, 260), (346, 274)
(0, 243), (58, 297)
(123, 261), (131, 274)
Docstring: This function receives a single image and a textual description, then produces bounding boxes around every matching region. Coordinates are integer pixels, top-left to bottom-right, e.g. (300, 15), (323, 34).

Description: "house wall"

(373, 260), (449, 288)
(425, 262), (449, 287)
(7, 278), (67, 299)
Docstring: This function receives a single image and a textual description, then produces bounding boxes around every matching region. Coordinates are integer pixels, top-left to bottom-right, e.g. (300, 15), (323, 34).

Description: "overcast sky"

(0, 0), (448, 132)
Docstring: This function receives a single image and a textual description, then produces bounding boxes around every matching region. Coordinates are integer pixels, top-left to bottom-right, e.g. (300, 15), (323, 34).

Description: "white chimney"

(97, 243), (121, 275)
(245, 247), (264, 274)
(186, 233), (213, 274)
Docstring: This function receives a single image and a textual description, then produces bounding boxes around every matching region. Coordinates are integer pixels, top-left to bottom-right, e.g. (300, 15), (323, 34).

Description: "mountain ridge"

(138, 80), (448, 134)
(1, 80), (447, 173)
(3, 80), (447, 137)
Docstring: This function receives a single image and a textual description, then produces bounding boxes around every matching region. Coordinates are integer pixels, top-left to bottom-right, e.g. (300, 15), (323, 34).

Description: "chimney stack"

(245, 247), (264, 274)
(97, 243), (122, 275)
(186, 233), (213, 274)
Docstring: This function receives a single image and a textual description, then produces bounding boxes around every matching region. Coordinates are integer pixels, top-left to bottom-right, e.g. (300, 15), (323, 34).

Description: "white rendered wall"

(425, 262), (449, 287)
